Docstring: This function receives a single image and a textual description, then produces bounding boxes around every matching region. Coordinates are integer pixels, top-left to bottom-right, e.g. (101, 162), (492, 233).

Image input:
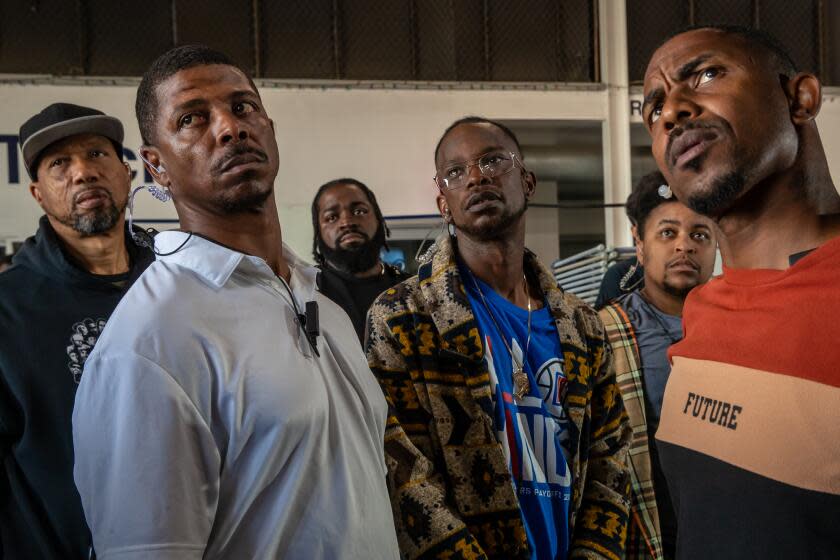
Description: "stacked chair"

(552, 245), (635, 305)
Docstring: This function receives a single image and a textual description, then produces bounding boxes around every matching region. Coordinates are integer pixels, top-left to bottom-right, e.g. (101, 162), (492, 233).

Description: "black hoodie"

(0, 216), (153, 559)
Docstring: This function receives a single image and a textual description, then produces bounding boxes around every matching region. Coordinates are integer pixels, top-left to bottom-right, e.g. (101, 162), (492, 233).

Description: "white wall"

(2, 81), (839, 262)
(0, 80), (606, 260)
(525, 180), (561, 264)
(817, 92), (840, 184)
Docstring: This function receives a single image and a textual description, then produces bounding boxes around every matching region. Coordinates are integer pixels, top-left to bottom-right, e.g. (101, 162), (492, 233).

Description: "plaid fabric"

(366, 234), (631, 560)
(599, 302), (664, 560)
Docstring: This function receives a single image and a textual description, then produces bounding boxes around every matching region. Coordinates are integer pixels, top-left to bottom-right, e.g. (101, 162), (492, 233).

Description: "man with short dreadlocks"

(312, 178), (408, 343)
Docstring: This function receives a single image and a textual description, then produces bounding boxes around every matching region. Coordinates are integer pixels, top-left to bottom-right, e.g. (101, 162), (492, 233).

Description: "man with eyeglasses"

(365, 116), (631, 559)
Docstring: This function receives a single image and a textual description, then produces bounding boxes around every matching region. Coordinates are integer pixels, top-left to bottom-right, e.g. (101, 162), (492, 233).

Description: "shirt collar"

(154, 231), (318, 294)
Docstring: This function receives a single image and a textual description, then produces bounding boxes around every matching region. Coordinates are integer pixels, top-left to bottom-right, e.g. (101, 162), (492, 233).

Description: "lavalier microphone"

(273, 272), (321, 358)
(300, 301), (320, 356)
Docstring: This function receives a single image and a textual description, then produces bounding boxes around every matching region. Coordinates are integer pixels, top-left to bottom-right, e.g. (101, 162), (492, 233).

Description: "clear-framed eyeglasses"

(434, 151), (520, 190)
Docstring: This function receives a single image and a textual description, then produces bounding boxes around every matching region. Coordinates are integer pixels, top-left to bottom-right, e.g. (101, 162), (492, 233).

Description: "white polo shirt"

(73, 232), (399, 560)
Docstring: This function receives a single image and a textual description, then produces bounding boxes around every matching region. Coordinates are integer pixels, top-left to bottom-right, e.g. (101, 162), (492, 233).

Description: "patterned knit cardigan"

(365, 235), (631, 560)
(599, 301), (664, 560)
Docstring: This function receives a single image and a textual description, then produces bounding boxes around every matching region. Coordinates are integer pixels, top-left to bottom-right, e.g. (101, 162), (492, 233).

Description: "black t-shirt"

(318, 264), (408, 344)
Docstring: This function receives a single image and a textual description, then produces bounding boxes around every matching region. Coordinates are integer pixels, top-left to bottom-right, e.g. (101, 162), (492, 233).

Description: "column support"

(599, 0), (633, 248)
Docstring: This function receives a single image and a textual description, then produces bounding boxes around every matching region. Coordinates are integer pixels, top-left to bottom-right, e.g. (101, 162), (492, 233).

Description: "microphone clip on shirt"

(300, 301), (320, 356)
(275, 273), (321, 358)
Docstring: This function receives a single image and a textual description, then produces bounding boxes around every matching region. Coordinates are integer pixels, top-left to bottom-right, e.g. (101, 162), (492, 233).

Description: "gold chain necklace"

(469, 270), (532, 400)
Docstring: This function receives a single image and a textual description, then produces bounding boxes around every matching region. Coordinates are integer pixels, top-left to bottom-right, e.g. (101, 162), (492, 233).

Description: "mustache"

(211, 144), (268, 174)
(665, 120), (726, 167)
(338, 227), (369, 243)
(667, 255), (700, 271)
(72, 187), (112, 205)
(465, 189), (503, 210)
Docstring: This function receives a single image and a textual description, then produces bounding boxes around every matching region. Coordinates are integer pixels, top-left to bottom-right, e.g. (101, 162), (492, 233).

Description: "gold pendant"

(512, 365), (530, 400)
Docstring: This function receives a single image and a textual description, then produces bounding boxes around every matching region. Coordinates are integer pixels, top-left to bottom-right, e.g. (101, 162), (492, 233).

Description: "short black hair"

(136, 44), (256, 145)
(311, 178), (390, 266)
(667, 24), (798, 76)
(434, 116), (523, 166)
(625, 170), (680, 238)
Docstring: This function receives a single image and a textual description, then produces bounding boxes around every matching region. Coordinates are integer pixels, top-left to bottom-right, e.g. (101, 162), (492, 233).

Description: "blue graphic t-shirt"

(461, 266), (573, 560)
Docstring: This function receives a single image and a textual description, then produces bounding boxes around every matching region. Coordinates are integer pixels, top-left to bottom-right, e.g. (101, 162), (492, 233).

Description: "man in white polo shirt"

(72, 44), (399, 559)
